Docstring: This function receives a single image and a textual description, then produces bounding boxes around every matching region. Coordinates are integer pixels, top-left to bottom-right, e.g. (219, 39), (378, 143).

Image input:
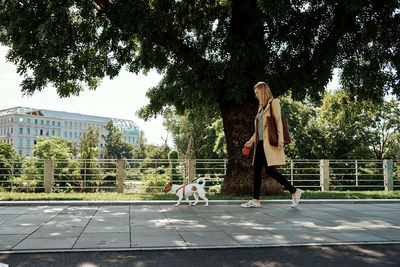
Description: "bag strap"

(268, 98), (274, 117)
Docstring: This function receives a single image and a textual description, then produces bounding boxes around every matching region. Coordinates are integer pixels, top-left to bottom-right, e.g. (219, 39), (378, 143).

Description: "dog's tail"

(197, 177), (206, 185)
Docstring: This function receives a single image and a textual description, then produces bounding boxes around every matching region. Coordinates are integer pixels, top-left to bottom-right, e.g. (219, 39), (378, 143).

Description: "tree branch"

(93, 0), (211, 82)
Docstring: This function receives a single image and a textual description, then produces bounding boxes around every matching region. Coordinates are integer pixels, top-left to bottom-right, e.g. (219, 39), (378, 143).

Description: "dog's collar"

(176, 184), (187, 196)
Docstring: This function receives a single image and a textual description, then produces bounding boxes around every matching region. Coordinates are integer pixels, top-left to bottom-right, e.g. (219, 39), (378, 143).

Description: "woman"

(241, 82), (302, 208)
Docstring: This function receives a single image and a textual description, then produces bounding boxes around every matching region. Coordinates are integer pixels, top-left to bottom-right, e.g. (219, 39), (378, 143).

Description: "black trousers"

(253, 141), (296, 199)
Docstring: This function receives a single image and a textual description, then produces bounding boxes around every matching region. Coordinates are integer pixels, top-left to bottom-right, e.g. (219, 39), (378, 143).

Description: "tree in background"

(1, 0), (400, 194)
(33, 137), (77, 159)
(279, 95), (323, 159)
(32, 137), (79, 191)
(0, 142), (21, 188)
(362, 99), (400, 160)
(163, 108), (226, 160)
(79, 126), (101, 159)
(316, 92), (400, 159)
(79, 125), (101, 191)
(102, 120), (135, 159)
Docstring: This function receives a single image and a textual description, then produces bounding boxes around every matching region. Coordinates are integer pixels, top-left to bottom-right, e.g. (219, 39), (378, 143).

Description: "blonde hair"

(254, 82), (273, 107)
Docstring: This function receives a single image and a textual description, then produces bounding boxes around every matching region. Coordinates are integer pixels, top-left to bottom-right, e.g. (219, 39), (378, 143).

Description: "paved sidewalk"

(1, 200), (400, 253)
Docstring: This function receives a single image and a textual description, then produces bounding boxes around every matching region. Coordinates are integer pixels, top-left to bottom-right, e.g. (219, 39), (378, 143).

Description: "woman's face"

(254, 88), (261, 102)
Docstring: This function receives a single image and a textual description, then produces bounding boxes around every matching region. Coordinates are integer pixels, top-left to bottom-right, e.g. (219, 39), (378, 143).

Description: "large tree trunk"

(220, 100), (284, 196)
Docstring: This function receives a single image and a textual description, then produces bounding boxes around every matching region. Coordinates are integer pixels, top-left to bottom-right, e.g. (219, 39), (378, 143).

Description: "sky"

(0, 45), (171, 146)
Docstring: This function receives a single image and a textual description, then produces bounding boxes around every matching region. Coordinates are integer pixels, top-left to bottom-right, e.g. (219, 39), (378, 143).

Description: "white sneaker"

(241, 200), (261, 208)
(291, 189), (302, 208)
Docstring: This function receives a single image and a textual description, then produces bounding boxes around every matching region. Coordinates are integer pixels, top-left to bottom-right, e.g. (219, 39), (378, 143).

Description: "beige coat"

(250, 99), (286, 166)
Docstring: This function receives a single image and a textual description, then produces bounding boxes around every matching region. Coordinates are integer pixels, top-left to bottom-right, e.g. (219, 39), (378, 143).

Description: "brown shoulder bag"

(267, 100), (291, 146)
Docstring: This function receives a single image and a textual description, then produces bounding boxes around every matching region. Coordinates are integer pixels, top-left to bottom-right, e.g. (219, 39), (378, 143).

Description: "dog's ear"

(163, 182), (173, 193)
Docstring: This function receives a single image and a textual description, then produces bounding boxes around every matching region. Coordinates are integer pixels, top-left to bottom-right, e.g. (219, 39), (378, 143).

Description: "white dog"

(163, 178), (208, 207)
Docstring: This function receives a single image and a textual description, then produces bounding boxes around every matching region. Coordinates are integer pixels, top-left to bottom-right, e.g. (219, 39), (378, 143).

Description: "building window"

(19, 150), (22, 154)
(19, 139), (23, 146)
(57, 130), (60, 136)
(64, 121), (68, 128)
(40, 129), (43, 135)
(46, 130), (49, 136)
(27, 128), (31, 135)
(19, 128), (23, 135)
(52, 130), (55, 136)
(34, 139), (37, 145)
(69, 122), (72, 129)
(35, 119), (38, 125)
(19, 117), (23, 122)
(64, 131), (67, 138)
(57, 121), (61, 127)
(27, 118), (31, 124)
(74, 132), (77, 138)
(40, 120), (44, 125)
(26, 139), (30, 146)
(52, 121), (55, 126)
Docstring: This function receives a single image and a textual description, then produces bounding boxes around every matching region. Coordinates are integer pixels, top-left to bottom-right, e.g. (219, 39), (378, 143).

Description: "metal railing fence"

(0, 158), (398, 193)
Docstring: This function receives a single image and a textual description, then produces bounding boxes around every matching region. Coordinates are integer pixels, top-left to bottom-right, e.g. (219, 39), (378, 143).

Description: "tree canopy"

(1, 1), (399, 105)
(2, 0), (399, 194)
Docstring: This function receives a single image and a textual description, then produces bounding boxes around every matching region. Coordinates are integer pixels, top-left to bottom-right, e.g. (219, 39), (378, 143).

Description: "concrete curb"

(1, 199), (400, 206)
(1, 241), (400, 254)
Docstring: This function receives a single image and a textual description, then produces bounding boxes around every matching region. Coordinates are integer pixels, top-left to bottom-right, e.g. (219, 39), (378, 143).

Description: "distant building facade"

(0, 107), (139, 157)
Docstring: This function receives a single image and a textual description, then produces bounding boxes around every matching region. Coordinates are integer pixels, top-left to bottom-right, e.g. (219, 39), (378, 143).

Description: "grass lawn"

(0, 190), (399, 201)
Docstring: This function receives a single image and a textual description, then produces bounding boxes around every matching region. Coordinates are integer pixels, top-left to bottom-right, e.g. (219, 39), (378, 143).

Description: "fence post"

(290, 160), (294, 185)
(188, 159), (195, 184)
(320, 159), (329, 191)
(383, 160), (393, 192)
(44, 159), (54, 193)
(117, 159), (126, 193)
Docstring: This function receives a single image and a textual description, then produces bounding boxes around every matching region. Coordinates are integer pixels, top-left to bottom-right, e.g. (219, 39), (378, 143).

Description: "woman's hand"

(245, 140), (254, 149)
(277, 142), (284, 150)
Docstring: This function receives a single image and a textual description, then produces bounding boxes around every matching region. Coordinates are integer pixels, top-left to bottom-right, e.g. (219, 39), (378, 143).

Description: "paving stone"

(131, 235), (186, 248)
(90, 216), (129, 225)
(0, 215), (19, 225)
(267, 230), (342, 244)
(0, 235), (26, 250)
(324, 231), (390, 242)
(190, 206), (226, 213)
(28, 225), (85, 239)
(0, 226), (41, 235)
(173, 222), (220, 232)
(74, 232), (130, 249)
(232, 234), (291, 245)
(3, 214), (56, 226)
(83, 224), (130, 233)
(131, 225), (177, 236)
(13, 237), (77, 250)
(60, 207), (98, 215)
(0, 207), (30, 215)
(179, 231), (241, 247)
(368, 228), (400, 241)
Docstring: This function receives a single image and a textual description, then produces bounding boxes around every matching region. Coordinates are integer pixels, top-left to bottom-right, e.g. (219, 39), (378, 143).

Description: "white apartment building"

(0, 107), (139, 157)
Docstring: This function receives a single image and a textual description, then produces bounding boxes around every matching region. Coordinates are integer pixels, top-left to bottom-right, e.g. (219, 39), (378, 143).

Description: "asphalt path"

(0, 244), (399, 267)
